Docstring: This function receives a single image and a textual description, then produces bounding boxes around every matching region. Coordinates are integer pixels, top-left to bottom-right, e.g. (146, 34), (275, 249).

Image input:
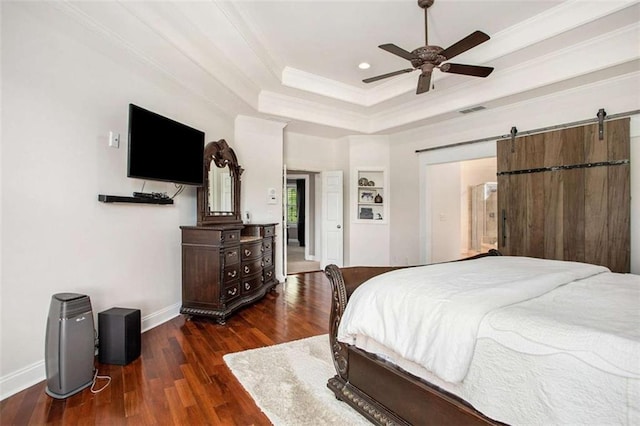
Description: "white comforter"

(337, 256), (609, 383)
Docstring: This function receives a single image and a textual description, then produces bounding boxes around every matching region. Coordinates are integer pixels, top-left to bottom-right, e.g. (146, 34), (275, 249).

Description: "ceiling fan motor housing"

(418, 0), (435, 9)
(411, 46), (446, 68)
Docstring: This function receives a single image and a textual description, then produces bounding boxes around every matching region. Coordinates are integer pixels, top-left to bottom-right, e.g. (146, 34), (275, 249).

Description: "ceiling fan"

(363, 0), (494, 94)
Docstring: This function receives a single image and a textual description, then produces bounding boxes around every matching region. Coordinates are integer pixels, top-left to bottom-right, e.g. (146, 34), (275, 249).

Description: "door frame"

(286, 174), (311, 260)
(418, 141), (496, 264)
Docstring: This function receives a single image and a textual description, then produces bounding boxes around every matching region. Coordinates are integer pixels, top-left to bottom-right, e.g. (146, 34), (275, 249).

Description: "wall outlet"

(108, 131), (120, 148)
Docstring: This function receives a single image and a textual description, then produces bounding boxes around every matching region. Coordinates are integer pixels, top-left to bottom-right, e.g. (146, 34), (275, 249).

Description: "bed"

(324, 252), (640, 425)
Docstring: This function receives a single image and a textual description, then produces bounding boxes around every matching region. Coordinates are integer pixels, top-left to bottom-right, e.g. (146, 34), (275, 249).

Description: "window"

(287, 185), (298, 224)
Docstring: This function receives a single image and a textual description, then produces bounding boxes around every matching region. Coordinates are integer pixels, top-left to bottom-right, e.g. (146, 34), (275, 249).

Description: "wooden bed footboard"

(324, 250), (503, 426)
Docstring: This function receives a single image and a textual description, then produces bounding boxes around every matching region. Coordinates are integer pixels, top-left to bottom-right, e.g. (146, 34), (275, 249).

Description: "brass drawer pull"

(244, 282), (251, 290)
(244, 265), (250, 274)
(228, 270), (237, 278)
(244, 249), (251, 257)
(228, 288), (238, 296)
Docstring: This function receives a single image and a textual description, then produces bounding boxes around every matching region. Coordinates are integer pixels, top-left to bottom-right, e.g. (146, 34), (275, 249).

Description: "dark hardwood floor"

(1, 272), (331, 425)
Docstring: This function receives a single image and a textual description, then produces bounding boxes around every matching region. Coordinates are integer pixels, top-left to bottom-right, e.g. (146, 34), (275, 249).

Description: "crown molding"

(369, 23), (640, 133)
(29, 0), (640, 135)
(259, 91), (369, 133)
(276, 0), (639, 106)
(264, 22), (640, 134)
(118, 1), (263, 110)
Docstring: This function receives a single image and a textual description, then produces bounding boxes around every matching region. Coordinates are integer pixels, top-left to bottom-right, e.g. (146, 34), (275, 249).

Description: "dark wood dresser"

(180, 223), (278, 324)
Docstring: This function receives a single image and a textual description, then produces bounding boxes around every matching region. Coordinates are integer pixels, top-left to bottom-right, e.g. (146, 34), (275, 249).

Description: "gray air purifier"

(45, 293), (95, 399)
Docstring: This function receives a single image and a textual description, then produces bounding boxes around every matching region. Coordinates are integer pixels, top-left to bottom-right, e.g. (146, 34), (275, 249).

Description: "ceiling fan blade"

(416, 72), (432, 94)
(440, 31), (490, 60)
(441, 63), (494, 77)
(363, 68), (415, 83)
(379, 44), (418, 61)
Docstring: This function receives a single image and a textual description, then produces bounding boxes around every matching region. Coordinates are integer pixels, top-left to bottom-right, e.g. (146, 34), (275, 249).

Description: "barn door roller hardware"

(509, 126), (518, 153)
(597, 108), (607, 140)
(415, 108), (639, 154)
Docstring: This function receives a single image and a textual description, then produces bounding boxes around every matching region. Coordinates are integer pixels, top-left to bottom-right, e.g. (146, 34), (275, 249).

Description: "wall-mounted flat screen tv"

(127, 104), (205, 186)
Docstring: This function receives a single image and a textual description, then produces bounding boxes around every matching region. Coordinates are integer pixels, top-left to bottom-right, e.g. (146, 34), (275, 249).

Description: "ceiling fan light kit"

(364, 0), (494, 95)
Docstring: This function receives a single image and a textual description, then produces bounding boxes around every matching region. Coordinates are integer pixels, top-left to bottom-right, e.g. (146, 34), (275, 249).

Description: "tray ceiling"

(29, 0), (640, 137)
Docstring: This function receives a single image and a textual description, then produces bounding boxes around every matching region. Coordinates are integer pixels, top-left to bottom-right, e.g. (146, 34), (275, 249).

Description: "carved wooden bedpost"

(324, 264), (350, 379)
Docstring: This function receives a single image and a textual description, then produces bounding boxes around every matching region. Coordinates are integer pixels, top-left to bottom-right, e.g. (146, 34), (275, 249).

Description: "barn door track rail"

(415, 108), (639, 154)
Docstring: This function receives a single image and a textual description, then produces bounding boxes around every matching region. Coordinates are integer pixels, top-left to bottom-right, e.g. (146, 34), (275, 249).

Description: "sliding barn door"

(497, 118), (630, 272)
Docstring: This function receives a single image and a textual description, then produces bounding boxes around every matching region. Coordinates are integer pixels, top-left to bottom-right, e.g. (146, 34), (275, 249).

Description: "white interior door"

(321, 170), (343, 268)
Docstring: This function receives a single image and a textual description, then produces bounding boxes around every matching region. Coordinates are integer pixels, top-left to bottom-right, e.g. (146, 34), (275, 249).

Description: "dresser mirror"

(197, 139), (243, 225)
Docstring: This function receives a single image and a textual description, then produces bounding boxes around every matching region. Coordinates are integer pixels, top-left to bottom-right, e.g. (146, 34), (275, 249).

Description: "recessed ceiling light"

(358, 62), (371, 70)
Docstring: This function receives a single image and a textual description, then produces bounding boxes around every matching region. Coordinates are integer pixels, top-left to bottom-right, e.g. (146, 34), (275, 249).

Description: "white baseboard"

(0, 303), (182, 401)
(0, 360), (46, 401)
(141, 302), (181, 333)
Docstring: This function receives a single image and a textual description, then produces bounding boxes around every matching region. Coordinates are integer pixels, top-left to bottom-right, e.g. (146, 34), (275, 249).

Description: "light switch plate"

(267, 188), (277, 204)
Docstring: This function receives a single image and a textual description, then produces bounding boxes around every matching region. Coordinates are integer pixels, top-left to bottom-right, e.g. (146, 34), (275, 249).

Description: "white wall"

(389, 72), (640, 271)
(348, 135), (391, 266)
(1, 3), (232, 399)
(284, 132), (346, 172)
(234, 115), (286, 280)
(284, 132), (350, 265)
(428, 163), (462, 263)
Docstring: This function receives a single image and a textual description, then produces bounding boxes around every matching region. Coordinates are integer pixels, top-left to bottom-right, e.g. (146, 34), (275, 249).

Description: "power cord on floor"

(90, 369), (111, 394)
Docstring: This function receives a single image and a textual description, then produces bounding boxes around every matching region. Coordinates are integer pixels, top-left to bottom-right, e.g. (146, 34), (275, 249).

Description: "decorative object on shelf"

(359, 207), (374, 220)
(360, 191), (375, 202)
(356, 169), (386, 223)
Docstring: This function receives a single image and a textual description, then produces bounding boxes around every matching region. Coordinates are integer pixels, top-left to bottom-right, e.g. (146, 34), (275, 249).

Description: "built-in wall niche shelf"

(354, 168), (387, 223)
(98, 194), (174, 205)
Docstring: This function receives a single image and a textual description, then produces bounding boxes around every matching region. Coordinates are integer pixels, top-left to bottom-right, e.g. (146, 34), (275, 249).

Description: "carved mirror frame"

(197, 139), (243, 226)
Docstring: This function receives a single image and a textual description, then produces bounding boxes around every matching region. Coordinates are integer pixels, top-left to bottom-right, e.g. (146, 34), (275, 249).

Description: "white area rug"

(223, 334), (369, 425)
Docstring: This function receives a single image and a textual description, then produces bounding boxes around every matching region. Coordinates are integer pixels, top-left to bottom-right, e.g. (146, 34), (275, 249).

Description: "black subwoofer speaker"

(98, 307), (141, 365)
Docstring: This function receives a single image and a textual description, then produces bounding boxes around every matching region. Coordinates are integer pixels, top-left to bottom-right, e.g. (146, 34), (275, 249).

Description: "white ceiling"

(42, 0), (640, 138)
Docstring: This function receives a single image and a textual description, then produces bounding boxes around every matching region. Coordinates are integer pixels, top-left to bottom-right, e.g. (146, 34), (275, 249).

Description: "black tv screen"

(127, 104), (205, 186)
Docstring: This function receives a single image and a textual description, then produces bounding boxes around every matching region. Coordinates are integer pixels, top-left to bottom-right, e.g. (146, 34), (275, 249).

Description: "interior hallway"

(287, 242), (321, 274)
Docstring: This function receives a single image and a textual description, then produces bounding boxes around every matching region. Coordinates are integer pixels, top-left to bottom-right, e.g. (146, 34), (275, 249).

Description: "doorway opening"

(286, 172), (321, 274)
(427, 157), (497, 263)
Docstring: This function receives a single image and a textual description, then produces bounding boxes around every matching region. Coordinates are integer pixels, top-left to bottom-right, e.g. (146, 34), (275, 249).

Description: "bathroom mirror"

(197, 139), (243, 226)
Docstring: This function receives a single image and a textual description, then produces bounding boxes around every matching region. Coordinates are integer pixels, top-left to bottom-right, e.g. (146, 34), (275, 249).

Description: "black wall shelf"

(98, 194), (174, 205)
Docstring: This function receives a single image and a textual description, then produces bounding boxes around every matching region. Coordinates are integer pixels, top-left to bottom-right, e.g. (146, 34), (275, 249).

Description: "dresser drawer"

(241, 258), (264, 277)
(223, 264), (240, 282)
(223, 282), (241, 302)
(241, 240), (263, 261)
(263, 226), (275, 238)
(263, 267), (275, 283)
(262, 238), (273, 253)
(181, 227), (242, 246)
(221, 230), (241, 244)
(241, 274), (263, 294)
(223, 247), (240, 265)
